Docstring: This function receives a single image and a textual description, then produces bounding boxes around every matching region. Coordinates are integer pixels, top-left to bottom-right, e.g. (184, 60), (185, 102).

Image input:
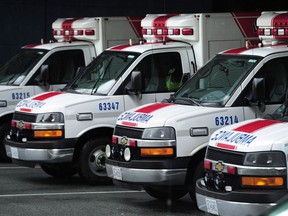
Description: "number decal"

(12, 92), (31, 100)
(99, 102), (119, 111)
(215, 115), (239, 126)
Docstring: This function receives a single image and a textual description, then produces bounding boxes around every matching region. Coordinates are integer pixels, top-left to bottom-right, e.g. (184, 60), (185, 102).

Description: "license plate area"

(206, 198), (219, 215)
(112, 166), (122, 180)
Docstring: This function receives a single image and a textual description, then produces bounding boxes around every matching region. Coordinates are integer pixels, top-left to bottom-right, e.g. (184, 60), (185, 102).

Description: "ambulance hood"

(209, 118), (288, 152)
(15, 91), (108, 113)
(116, 102), (229, 128)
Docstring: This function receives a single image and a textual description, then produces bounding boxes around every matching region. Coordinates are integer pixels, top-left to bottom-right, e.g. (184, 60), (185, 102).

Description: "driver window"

(132, 52), (183, 93)
(255, 57), (288, 104)
(27, 50), (85, 85)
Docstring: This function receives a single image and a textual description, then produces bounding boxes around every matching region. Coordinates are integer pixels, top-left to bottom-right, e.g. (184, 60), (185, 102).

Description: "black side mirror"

(126, 71), (142, 95)
(251, 78), (266, 112)
(35, 65), (49, 86)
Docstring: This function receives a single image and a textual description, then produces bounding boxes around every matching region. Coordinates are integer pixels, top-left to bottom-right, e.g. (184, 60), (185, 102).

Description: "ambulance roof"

(107, 41), (190, 53)
(22, 41), (93, 50)
(220, 44), (288, 57)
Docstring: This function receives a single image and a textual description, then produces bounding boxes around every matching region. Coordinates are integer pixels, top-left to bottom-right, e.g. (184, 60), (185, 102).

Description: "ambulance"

(105, 11), (288, 203)
(4, 13), (259, 184)
(0, 16), (141, 161)
(195, 101), (288, 215)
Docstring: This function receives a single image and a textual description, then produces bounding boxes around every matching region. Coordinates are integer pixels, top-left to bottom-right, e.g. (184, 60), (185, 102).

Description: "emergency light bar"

(141, 14), (198, 42)
(52, 17), (99, 42)
(257, 11), (288, 43)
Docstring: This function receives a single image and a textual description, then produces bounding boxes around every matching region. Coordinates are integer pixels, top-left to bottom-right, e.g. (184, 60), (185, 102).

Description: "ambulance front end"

(196, 119), (288, 216)
(105, 52), (265, 200)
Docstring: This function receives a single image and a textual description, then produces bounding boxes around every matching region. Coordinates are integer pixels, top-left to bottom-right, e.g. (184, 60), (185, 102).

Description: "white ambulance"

(195, 109), (288, 215)
(4, 13), (259, 184)
(105, 11), (288, 202)
(0, 16), (141, 161)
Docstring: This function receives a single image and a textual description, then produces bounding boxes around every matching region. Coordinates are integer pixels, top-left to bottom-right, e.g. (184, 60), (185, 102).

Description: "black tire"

(188, 161), (204, 204)
(0, 122), (12, 162)
(143, 185), (188, 201)
(78, 137), (112, 185)
(40, 163), (77, 178)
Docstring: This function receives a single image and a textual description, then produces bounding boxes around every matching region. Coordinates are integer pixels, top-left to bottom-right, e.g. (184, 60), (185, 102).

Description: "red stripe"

(223, 46), (255, 54)
(153, 14), (178, 40)
(232, 12), (260, 45)
(32, 91), (63, 101)
(20, 108), (32, 112)
(24, 44), (41, 48)
(271, 13), (288, 39)
(110, 44), (135, 50)
(127, 16), (144, 38)
(62, 18), (82, 40)
(121, 121), (138, 127)
(216, 142), (237, 150)
(135, 103), (173, 114)
(233, 119), (281, 133)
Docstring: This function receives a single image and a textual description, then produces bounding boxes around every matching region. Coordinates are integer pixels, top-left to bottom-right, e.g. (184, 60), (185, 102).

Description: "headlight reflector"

(36, 112), (64, 123)
(124, 148), (131, 161)
(244, 151), (286, 167)
(142, 127), (175, 140)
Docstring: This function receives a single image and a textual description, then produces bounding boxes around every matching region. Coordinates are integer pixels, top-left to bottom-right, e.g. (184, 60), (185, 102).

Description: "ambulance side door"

(241, 55), (288, 119)
(123, 49), (189, 111)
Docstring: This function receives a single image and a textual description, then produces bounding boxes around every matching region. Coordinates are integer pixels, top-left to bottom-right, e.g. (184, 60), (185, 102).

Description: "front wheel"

(0, 122), (12, 162)
(40, 163), (77, 178)
(188, 161), (204, 204)
(143, 185), (188, 201)
(78, 137), (112, 185)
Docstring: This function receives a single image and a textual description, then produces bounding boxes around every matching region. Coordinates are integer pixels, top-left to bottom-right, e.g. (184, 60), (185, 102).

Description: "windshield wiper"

(174, 97), (201, 106)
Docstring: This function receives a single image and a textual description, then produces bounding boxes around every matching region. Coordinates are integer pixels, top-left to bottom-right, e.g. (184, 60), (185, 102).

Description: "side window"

(133, 52), (183, 93)
(28, 50), (85, 85)
(256, 57), (288, 104)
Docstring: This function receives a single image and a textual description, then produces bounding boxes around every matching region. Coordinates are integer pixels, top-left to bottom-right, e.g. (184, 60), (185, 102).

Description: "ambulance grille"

(13, 112), (37, 122)
(206, 146), (245, 165)
(114, 126), (143, 139)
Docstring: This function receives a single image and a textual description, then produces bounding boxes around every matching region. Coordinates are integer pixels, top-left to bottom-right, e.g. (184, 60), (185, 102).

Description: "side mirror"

(35, 65), (49, 86)
(126, 71), (142, 95)
(76, 66), (84, 75)
(251, 78), (266, 112)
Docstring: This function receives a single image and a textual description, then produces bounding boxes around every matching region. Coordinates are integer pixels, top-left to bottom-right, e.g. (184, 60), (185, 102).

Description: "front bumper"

(195, 178), (287, 216)
(4, 138), (77, 163)
(106, 157), (189, 185)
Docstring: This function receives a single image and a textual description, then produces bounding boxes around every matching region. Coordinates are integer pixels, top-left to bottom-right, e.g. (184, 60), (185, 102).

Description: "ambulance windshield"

(0, 49), (47, 85)
(174, 54), (261, 107)
(66, 51), (139, 95)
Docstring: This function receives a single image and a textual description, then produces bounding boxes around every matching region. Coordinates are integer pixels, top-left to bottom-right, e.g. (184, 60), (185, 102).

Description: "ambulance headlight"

(244, 151), (286, 167)
(124, 148), (131, 161)
(36, 112), (64, 123)
(142, 127), (175, 140)
(105, 145), (111, 158)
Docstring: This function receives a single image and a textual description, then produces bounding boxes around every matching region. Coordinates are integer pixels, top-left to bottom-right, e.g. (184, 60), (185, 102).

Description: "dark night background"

(0, 0), (287, 65)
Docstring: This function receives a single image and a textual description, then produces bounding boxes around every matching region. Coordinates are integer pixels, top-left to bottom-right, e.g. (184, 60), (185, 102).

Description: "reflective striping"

(135, 103), (173, 114)
(61, 18), (82, 40)
(110, 44), (135, 50)
(31, 91), (64, 101)
(223, 46), (255, 54)
(152, 14), (178, 40)
(216, 142), (237, 150)
(121, 121), (138, 127)
(272, 13), (288, 39)
(19, 108), (32, 112)
(23, 44), (42, 48)
(233, 119), (281, 133)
